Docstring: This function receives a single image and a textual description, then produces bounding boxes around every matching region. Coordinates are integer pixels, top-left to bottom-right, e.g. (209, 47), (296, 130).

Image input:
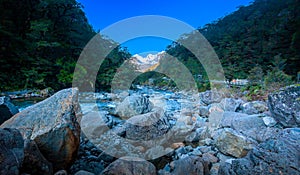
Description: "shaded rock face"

(159, 156), (210, 175)
(124, 107), (171, 141)
(21, 139), (53, 175)
(69, 135), (106, 175)
(1, 88), (81, 171)
(268, 85), (300, 127)
(199, 90), (223, 105)
(116, 94), (153, 119)
(0, 96), (19, 124)
(101, 157), (157, 175)
(219, 128), (300, 175)
(214, 128), (256, 158)
(0, 128), (24, 175)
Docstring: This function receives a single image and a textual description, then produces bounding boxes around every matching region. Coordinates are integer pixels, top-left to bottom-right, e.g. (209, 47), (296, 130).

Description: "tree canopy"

(0, 0), (131, 91)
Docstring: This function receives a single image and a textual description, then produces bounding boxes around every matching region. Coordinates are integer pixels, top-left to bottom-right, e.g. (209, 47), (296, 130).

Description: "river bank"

(0, 85), (299, 175)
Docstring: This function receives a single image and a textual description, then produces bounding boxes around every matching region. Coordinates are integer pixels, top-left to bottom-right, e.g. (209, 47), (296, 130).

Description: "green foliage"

(264, 68), (293, 89)
(244, 84), (266, 101)
(165, 0), (299, 92)
(0, 0), (130, 91)
(247, 66), (264, 86)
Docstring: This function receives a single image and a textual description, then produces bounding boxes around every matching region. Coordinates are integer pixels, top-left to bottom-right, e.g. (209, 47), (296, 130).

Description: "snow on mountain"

(129, 51), (165, 72)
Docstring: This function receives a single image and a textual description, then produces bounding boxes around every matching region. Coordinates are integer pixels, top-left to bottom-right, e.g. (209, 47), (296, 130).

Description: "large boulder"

(214, 128), (256, 158)
(115, 94), (153, 119)
(102, 157), (156, 175)
(219, 98), (244, 112)
(241, 101), (268, 115)
(20, 139), (53, 175)
(0, 96), (19, 124)
(199, 90), (223, 105)
(268, 85), (300, 128)
(158, 156), (210, 175)
(0, 128), (24, 175)
(1, 88), (81, 171)
(219, 128), (300, 175)
(220, 112), (278, 142)
(124, 107), (171, 141)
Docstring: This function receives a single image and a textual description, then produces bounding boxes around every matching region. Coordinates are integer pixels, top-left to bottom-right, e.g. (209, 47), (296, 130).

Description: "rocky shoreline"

(0, 85), (299, 175)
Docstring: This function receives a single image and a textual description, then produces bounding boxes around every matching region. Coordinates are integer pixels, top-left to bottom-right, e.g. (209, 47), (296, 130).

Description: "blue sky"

(77, 0), (253, 55)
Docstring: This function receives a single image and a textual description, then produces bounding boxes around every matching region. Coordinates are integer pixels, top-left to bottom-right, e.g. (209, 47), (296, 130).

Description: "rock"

(91, 129), (143, 159)
(39, 87), (54, 97)
(185, 127), (210, 143)
(69, 135), (106, 175)
(214, 128), (256, 158)
(0, 96), (19, 124)
(171, 142), (185, 149)
(115, 94), (153, 119)
(169, 120), (194, 142)
(219, 98), (243, 112)
(199, 105), (209, 117)
(74, 170), (95, 175)
(218, 158), (252, 175)
(124, 107), (171, 141)
(210, 163), (220, 175)
(80, 111), (111, 140)
(54, 170), (68, 175)
(220, 112), (249, 128)
(0, 128), (24, 175)
(20, 139), (53, 175)
(202, 152), (219, 163)
(145, 146), (173, 160)
(159, 156), (210, 175)
(262, 116), (277, 127)
(176, 115), (193, 125)
(1, 88), (81, 171)
(199, 90), (223, 105)
(102, 157), (156, 175)
(217, 152), (235, 164)
(220, 112), (276, 142)
(241, 101), (268, 115)
(268, 85), (300, 127)
(207, 106), (224, 131)
(219, 128), (300, 175)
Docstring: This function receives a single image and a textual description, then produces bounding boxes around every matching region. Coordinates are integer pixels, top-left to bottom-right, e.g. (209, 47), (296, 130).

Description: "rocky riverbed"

(0, 85), (299, 175)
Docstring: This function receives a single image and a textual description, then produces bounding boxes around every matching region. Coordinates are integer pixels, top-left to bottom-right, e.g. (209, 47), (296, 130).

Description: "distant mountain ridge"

(129, 51), (166, 72)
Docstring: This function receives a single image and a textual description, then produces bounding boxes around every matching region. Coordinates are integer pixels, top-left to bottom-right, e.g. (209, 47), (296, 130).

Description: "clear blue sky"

(77, 0), (253, 55)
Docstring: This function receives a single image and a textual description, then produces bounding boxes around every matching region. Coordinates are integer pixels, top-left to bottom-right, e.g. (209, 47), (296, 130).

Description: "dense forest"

(0, 0), (130, 91)
(0, 0), (299, 92)
(166, 0), (299, 89)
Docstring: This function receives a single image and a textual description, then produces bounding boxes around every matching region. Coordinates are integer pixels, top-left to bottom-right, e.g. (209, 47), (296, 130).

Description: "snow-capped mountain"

(129, 51), (165, 72)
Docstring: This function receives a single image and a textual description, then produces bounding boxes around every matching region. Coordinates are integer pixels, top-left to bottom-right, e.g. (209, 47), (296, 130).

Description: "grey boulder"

(199, 90), (223, 105)
(0, 96), (19, 124)
(102, 157), (156, 175)
(115, 94), (153, 119)
(0, 128), (24, 175)
(219, 128), (300, 175)
(268, 85), (300, 127)
(1, 88), (81, 171)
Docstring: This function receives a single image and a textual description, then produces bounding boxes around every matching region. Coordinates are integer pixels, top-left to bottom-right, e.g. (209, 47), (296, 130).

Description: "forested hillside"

(167, 0), (299, 86)
(0, 0), (130, 91)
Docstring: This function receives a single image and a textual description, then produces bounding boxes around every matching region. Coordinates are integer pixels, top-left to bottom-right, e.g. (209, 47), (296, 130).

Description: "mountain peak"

(129, 51), (165, 72)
